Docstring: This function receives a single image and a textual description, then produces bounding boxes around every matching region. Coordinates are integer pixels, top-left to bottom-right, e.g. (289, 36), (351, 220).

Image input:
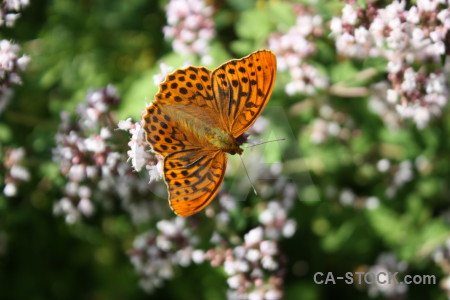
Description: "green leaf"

(322, 222), (355, 252)
(367, 204), (450, 261)
(227, 0), (256, 11)
(415, 221), (450, 258)
(285, 282), (321, 300)
(366, 206), (409, 246)
(0, 123), (12, 143)
(230, 40), (255, 56)
(120, 52), (197, 120)
(330, 60), (359, 84)
(235, 9), (272, 41)
(268, 2), (296, 28)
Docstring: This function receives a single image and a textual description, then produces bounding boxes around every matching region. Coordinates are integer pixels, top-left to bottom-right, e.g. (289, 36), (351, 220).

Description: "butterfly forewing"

(212, 50), (276, 137)
(143, 103), (201, 157)
(143, 66), (227, 156)
(154, 66), (227, 129)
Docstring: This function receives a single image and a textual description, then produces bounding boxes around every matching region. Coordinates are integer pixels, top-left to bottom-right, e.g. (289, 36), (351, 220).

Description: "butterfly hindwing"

(211, 50), (276, 137)
(164, 150), (227, 216)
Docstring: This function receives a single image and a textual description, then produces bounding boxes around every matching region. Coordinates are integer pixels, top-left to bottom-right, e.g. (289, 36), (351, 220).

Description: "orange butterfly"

(142, 50), (276, 216)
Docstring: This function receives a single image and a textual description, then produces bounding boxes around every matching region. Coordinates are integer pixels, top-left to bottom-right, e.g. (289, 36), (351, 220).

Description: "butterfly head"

(235, 133), (249, 145)
(228, 145), (243, 155)
(207, 128), (243, 155)
(218, 134), (243, 155)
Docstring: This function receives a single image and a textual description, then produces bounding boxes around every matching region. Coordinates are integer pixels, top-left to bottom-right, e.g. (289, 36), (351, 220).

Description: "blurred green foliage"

(1, 0), (449, 299)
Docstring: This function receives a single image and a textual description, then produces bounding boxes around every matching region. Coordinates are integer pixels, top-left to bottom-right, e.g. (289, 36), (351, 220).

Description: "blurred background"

(1, 0), (450, 299)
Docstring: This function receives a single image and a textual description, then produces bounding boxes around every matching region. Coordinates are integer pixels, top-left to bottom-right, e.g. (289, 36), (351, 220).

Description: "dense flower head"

(201, 164), (297, 299)
(117, 117), (163, 182)
(0, 0), (29, 27)
(2, 147), (30, 197)
(0, 1), (30, 112)
(305, 103), (356, 144)
(369, 81), (404, 129)
(331, 1), (450, 129)
(152, 62), (175, 86)
(337, 187), (380, 210)
(205, 226), (285, 300)
(433, 237), (450, 296)
(367, 253), (408, 298)
(331, 155), (419, 210)
(331, 1), (449, 61)
(258, 201), (297, 240)
(53, 85), (163, 224)
(268, 4), (328, 95)
(163, 0), (216, 64)
(129, 217), (203, 293)
(0, 40), (30, 113)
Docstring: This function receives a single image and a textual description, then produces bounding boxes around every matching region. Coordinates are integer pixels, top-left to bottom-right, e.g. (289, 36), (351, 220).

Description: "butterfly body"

(151, 101), (243, 155)
(143, 50), (276, 216)
(206, 129), (243, 155)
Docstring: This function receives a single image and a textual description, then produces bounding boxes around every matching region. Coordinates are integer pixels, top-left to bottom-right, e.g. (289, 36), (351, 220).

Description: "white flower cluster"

(335, 187), (380, 210)
(332, 1), (450, 129)
(152, 62), (174, 86)
(129, 217), (204, 293)
(331, 1), (448, 61)
(2, 147), (30, 197)
(208, 189), (298, 299)
(367, 253), (408, 298)
(0, 0), (29, 27)
(371, 74), (447, 130)
(53, 87), (122, 223)
(0, 40), (30, 113)
(377, 158), (417, 198)
(432, 237), (450, 295)
(206, 227), (284, 300)
(76, 84), (119, 128)
(268, 5), (328, 95)
(369, 81), (403, 129)
(308, 104), (354, 144)
(330, 157), (420, 210)
(163, 0), (215, 64)
(118, 118), (163, 183)
(53, 86), (161, 224)
(394, 70), (448, 129)
(258, 201), (297, 240)
(0, 0), (30, 112)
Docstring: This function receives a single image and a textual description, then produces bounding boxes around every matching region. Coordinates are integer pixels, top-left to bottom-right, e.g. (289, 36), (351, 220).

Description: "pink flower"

(163, 0), (215, 63)
(333, 2), (450, 129)
(269, 4), (328, 95)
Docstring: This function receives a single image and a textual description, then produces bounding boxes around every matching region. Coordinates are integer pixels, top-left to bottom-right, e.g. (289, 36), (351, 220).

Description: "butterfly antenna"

(244, 138), (287, 148)
(239, 155), (258, 196)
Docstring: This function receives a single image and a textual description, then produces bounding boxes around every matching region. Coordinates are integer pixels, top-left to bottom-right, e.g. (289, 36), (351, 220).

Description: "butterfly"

(142, 50), (276, 216)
